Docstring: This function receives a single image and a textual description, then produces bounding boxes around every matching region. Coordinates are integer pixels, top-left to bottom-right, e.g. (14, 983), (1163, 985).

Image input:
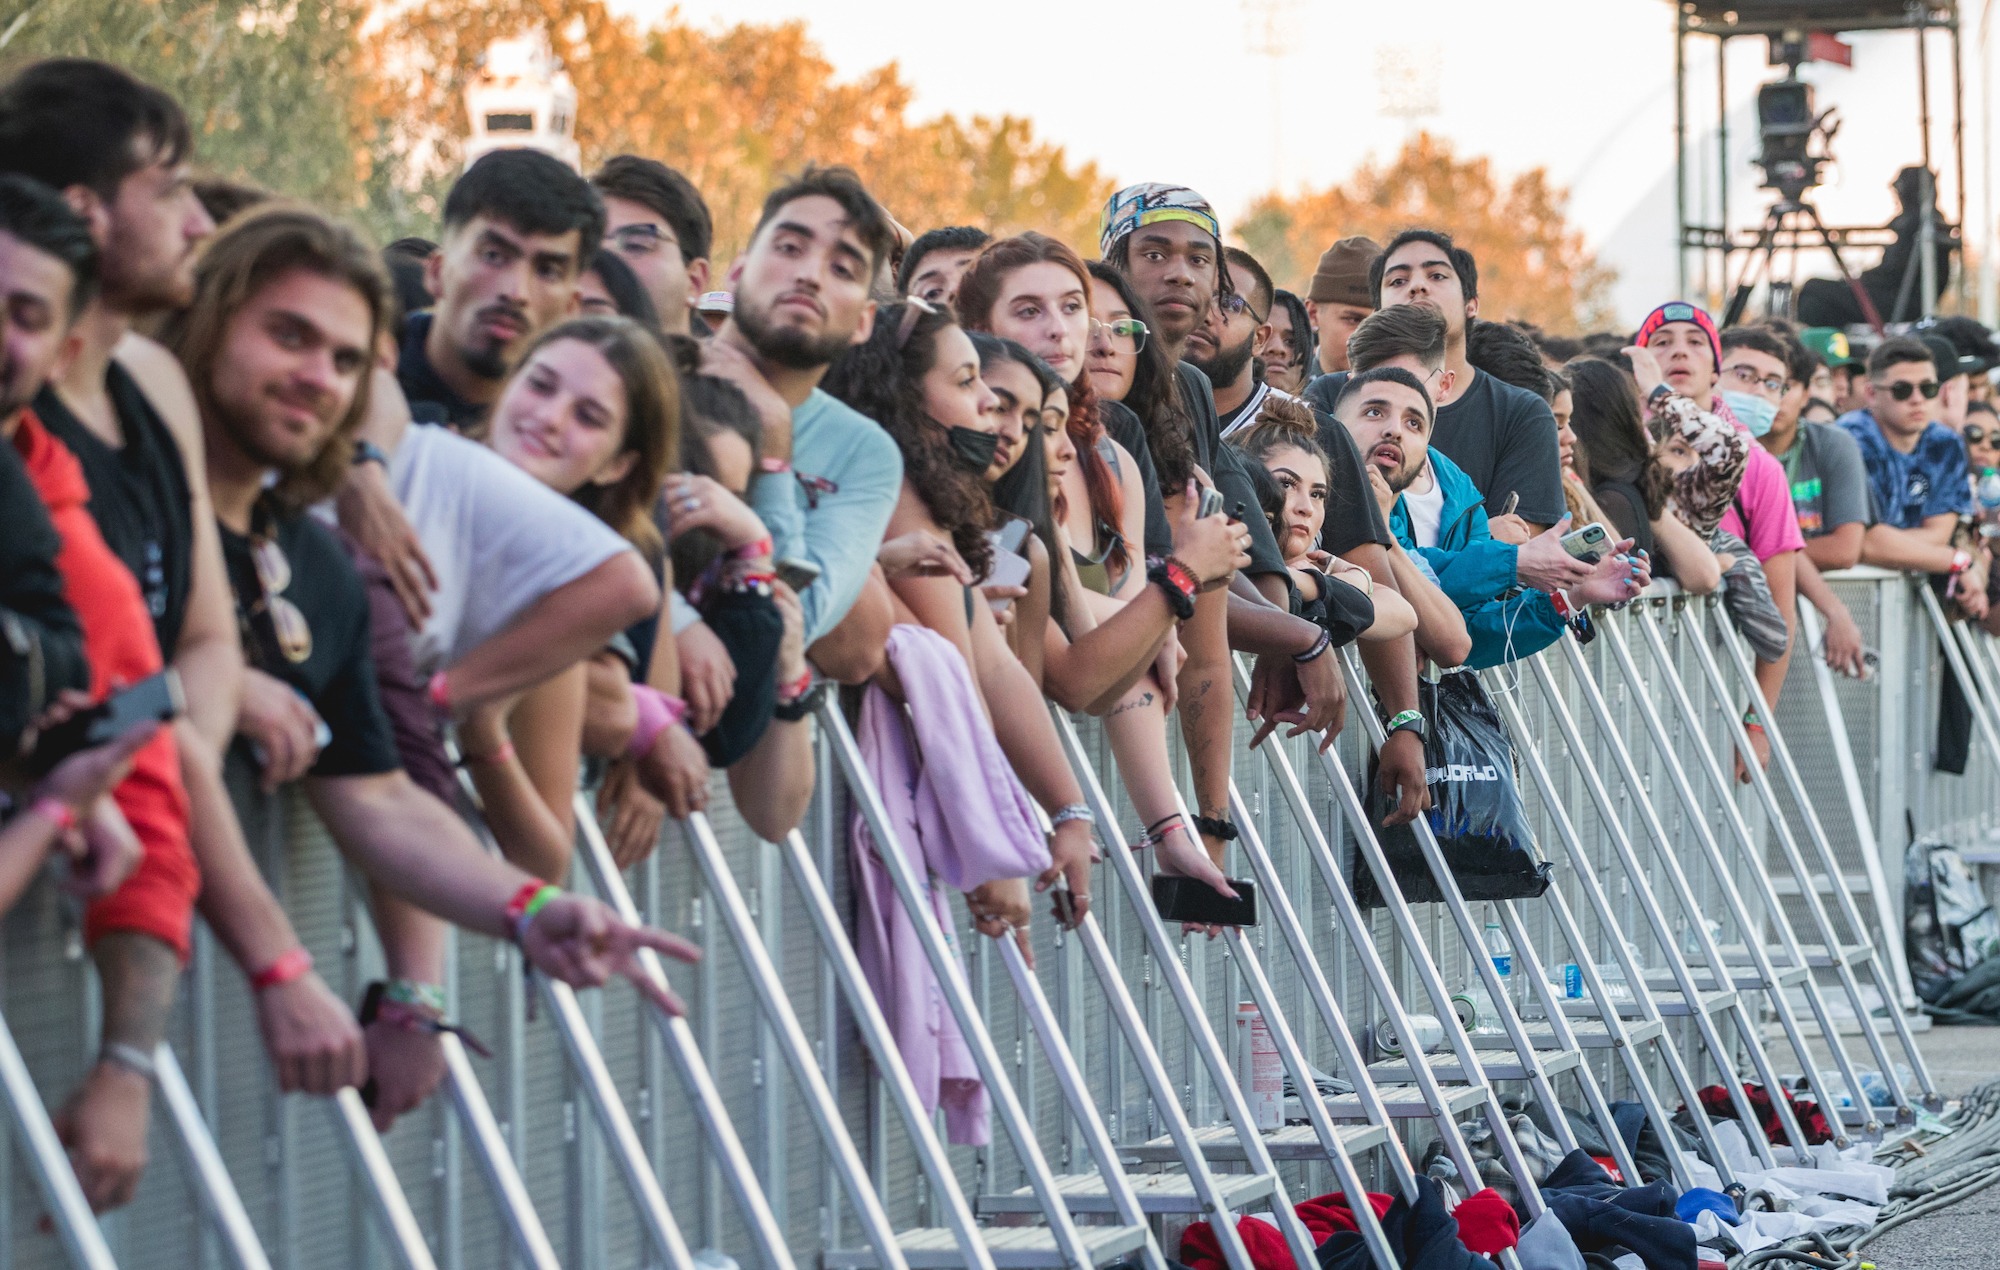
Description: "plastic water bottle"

(1468, 917), (1514, 1033)
(1978, 468), (2000, 513)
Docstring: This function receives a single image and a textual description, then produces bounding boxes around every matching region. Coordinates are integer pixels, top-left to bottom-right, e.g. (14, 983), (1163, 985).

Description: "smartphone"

(1561, 523), (1610, 564)
(1499, 491), (1520, 517)
(775, 557), (822, 593)
(1197, 485), (1226, 519)
(991, 514), (1032, 557)
(1151, 875), (1259, 927)
(28, 669), (184, 775)
(984, 549), (1032, 609)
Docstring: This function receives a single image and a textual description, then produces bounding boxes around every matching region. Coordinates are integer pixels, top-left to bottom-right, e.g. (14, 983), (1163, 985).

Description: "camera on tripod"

(1755, 34), (1839, 206)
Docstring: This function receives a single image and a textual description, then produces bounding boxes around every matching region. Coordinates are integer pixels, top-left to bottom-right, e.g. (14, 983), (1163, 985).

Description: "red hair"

(957, 233), (1128, 578)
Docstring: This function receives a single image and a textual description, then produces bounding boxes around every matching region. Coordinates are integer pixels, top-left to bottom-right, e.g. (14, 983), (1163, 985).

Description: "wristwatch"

(1383, 708), (1426, 744)
(352, 439), (389, 469)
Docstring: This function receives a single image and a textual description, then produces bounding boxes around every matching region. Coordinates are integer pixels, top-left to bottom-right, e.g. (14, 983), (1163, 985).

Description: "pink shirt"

(1713, 398), (1807, 561)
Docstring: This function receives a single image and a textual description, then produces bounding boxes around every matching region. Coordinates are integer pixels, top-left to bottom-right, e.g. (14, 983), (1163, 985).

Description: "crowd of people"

(0, 54), (1997, 1208)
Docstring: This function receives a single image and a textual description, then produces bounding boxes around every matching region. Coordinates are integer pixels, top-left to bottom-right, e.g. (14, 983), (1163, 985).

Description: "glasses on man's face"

(1723, 363), (1787, 396)
(249, 535), (312, 664)
(1214, 293), (1267, 325)
(1876, 377), (1942, 402)
(1089, 316), (1149, 353)
(610, 223), (678, 257)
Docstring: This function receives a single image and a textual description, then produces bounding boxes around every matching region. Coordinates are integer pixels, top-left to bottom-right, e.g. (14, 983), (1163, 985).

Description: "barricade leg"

(1647, 599), (1911, 1131)
(566, 798), (798, 1269)
(0, 1007), (116, 1269)
(1483, 670), (1722, 1190)
(1598, 606), (1864, 1144)
(1328, 652), (1552, 1228)
(817, 696), (1150, 1269)
(153, 1043), (272, 1269)
(1752, 601), (1943, 1108)
(1048, 712), (1360, 1270)
(1527, 647), (1782, 1168)
(325, 1088), (440, 1270)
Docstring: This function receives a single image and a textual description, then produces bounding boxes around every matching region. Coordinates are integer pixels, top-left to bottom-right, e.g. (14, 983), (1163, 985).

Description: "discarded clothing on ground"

(1692, 1083), (1832, 1147)
(1539, 1149), (1695, 1270)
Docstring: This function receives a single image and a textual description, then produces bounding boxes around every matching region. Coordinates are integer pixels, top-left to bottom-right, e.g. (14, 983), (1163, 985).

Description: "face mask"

(946, 425), (1000, 473)
(1722, 389), (1778, 438)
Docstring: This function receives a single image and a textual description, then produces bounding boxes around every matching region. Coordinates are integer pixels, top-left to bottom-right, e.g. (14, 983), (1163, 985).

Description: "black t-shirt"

(1307, 364), (1565, 526)
(1098, 399), (1173, 559)
(35, 366), (194, 659)
(0, 441), (88, 739)
(219, 510), (400, 778)
(1222, 381), (1392, 558)
(1176, 364), (1286, 578)
(398, 311), (486, 429)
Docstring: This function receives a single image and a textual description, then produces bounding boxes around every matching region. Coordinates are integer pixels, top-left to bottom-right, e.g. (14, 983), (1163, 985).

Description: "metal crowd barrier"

(0, 569), (1986, 1267)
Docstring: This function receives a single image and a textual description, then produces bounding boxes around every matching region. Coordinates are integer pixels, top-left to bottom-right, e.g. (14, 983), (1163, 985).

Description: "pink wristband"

(627, 685), (689, 759)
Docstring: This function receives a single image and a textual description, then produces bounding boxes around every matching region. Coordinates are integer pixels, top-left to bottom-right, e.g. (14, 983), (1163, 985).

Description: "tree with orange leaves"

(1237, 132), (1617, 336)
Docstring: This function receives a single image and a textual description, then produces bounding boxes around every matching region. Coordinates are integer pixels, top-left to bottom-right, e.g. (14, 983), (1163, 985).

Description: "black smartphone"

(775, 557), (822, 593)
(27, 669), (184, 775)
(1150, 875), (1258, 927)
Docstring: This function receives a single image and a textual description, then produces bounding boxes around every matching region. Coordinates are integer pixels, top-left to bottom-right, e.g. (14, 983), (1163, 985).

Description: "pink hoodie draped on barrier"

(848, 623), (1052, 1146)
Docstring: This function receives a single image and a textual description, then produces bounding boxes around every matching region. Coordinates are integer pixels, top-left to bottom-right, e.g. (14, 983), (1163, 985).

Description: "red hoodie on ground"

(14, 410), (197, 960)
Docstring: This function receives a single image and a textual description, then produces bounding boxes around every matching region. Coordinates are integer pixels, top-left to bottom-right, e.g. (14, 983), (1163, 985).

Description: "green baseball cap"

(1800, 326), (1860, 370)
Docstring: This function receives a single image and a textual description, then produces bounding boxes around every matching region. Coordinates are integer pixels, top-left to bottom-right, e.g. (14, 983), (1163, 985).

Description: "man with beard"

(1103, 183), (1429, 835)
(171, 204), (699, 1131)
(0, 58), (367, 1205)
(1309, 229), (1564, 543)
(399, 149), (604, 427)
(722, 167), (901, 680)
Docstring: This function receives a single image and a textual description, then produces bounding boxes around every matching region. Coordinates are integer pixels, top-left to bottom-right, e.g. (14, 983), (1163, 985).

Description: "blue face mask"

(1723, 389), (1778, 438)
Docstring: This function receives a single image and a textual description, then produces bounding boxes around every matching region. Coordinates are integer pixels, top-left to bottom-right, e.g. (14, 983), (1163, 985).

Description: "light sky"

(612, 0), (1993, 328)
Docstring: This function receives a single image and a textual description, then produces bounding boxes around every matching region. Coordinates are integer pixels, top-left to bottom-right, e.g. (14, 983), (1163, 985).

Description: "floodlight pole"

(1917, 4), (1940, 320)
(1677, 17), (1689, 298)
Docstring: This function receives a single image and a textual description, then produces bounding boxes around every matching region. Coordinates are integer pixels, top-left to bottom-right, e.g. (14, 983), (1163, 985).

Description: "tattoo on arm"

(1108, 690), (1156, 718)
(93, 932), (180, 1050)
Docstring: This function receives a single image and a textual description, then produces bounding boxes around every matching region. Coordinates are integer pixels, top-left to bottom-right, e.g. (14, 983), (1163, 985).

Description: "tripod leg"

(1724, 209), (1781, 327)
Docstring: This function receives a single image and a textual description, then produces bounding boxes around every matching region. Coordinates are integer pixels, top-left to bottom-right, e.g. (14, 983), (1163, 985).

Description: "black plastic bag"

(1358, 674), (1552, 908)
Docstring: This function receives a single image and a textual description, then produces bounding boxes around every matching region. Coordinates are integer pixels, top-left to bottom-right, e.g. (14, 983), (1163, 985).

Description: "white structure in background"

(462, 31), (580, 171)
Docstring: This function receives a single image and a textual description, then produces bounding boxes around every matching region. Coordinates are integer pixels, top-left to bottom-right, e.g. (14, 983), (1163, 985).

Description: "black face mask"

(946, 425), (1000, 473)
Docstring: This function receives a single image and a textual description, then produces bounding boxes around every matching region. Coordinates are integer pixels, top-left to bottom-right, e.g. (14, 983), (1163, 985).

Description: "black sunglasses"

(1875, 378), (1941, 402)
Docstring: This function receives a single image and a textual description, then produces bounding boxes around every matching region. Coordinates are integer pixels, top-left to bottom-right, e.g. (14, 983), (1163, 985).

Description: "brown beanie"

(1308, 236), (1382, 307)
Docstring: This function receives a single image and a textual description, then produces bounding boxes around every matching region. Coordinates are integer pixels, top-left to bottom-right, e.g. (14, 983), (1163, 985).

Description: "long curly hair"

(958, 233), (1128, 580)
(1085, 260), (1199, 490)
(821, 299), (995, 582)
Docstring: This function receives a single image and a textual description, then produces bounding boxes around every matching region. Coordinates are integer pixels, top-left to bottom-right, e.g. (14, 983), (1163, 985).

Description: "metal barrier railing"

(0, 569), (1988, 1267)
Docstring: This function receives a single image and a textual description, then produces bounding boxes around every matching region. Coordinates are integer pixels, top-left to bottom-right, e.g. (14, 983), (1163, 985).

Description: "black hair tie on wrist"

(1191, 814), (1238, 842)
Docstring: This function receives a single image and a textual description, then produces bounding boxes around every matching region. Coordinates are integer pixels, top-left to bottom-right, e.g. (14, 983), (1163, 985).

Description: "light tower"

(462, 31), (581, 172)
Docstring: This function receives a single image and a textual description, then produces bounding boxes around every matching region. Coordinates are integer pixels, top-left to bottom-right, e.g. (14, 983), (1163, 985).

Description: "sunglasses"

(1875, 378), (1941, 401)
(1966, 424), (1989, 445)
(246, 529), (312, 664)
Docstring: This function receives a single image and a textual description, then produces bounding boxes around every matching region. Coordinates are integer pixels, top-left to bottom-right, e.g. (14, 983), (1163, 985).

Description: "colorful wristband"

(775, 667), (813, 705)
(427, 670), (452, 713)
(250, 946), (314, 992)
(628, 685), (690, 760)
(728, 535), (774, 561)
(507, 882), (563, 945)
(28, 796), (76, 834)
(1294, 628), (1333, 664)
(384, 978), (447, 1014)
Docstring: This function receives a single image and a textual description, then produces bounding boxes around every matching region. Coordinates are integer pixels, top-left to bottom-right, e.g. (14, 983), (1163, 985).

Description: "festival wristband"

(728, 535), (774, 561)
(27, 797), (76, 835)
(1549, 589), (1578, 624)
(250, 946), (314, 992)
(628, 685), (690, 760)
(1951, 549), (1974, 575)
(506, 882), (563, 945)
(384, 978), (447, 1014)
(775, 668), (813, 705)
(1294, 628), (1332, 664)
(427, 670), (452, 713)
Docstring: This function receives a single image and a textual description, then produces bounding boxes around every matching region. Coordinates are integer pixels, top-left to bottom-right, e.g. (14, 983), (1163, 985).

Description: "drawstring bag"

(1359, 673), (1551, 908)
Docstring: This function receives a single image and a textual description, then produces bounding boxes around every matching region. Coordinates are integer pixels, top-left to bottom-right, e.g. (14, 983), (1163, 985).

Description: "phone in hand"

(1561, 523), (1610, 564)
(775, 557), (822, 593)
(984, 516), (1034, 612)
(28, 669), (184, 775)
(1151, 875), (1258, 926)
(1499, 491), (1520, 517)
(1197, 485), (1226, 519)
(990, 514), (1032, 557)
